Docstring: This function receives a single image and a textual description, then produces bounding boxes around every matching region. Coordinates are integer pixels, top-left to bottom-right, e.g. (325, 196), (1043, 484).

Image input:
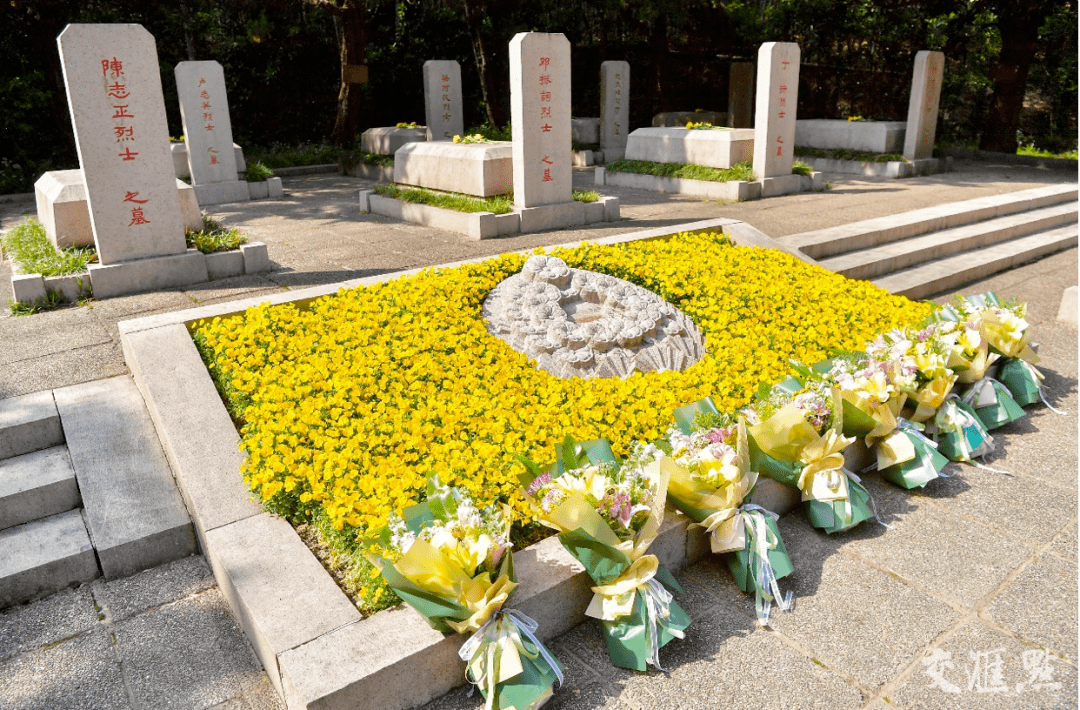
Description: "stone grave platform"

(393, 141), (513, 197)
(595, 165), (826, 201)
(35, 170), (203, 250)
(624, 127), (755, 169)
(652, 110), (728, 127)
(361, 126), (427, 155)
(795, 119), (907, 154)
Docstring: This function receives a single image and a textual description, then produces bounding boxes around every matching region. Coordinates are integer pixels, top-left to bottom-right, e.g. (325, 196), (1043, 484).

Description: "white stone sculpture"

(483, 255), (705, 379)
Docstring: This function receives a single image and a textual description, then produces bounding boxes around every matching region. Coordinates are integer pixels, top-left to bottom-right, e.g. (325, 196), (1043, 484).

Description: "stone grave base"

(596, 166), (826, 201)
(360, 126), (427, 155)
(796, 155), (951, 178)
(795, 119), (907, 154)
(360, 189), (620, 240)
(394, 141), (513, 197)
(625, 127), (755, 169)
(246, 177), (284, 200)
(344, 162), (394, 182)
(171, 142), (246, 181)
(193, 180), (251, 206)
(116, 215), (813, 710)
(571, 149), (600, 167)
(7, 242), (273, 304)
(84, 243), (271, 299)
(35, 170), (203, 249)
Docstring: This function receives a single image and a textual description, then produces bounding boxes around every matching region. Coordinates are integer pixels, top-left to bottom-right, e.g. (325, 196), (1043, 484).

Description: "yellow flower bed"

(195, 232), (930, 542)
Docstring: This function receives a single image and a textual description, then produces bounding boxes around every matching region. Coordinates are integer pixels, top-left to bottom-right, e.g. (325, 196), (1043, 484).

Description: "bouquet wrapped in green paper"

(366, 477), (564, 710)
(516, 437), (691, 672)
(933, 293), (1027, 429)
(925, 394), (994, 462)
(744, 379), (877, 534)
(786, 352), (948, 491)
(664, 397), (794, 624)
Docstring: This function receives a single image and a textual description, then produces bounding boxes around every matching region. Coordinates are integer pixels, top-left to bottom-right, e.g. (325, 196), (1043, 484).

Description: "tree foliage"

(0, 0), (1074, 192)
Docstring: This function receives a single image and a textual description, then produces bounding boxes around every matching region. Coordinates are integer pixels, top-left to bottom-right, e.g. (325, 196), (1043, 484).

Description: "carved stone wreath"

(482, 255), (705, 379)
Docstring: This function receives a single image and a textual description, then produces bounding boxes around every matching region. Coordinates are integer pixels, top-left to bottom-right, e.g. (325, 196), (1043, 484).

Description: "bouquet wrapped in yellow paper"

(664, 397), (794, 624)
(745, 379), (877, 534)
(366, 477), (563, 710)
(515, 436), (691, 672)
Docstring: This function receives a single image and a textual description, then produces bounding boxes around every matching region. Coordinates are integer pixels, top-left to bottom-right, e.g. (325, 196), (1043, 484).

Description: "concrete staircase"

(0, 380), (196, 608)
(787, 184), (1078, 299)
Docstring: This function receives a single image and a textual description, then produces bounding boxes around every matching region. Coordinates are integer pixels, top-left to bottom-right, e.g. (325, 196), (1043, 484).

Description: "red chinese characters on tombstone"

(123, 191), (148, 204)
(128, 207), (151, 226)
(108, 82), (129, 99)
(118, 147), (138, 161)
(101, 58), (123, 78)
(542, 168), (553, 182)
(208, 146), (219, 165)
(114, 126), (134, 142)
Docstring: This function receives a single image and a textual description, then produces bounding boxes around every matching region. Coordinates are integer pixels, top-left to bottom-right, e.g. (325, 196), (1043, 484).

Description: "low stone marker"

(360, 126), (427, 155)
(728, 62), (754, 128)
(58, 24), (187, 265)
(175, 60), (250, 205)
(624, 127), (754, 168)
(423, 60), (463, 141)
(752, 41), (803, 197)
(903, 50), (945, 162)
(600, 60), (629, 161)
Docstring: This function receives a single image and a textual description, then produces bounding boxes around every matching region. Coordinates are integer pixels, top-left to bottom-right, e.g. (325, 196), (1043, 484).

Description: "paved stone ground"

(0, 158), (1073, 397)
(0, 159), (1075, 710)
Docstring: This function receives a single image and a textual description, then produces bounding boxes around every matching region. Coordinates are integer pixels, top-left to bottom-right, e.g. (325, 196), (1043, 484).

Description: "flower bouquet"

(515, 436), (690, 672)
(934, 294), (1027, 429)
(665, 397), (794, 624)
(786, 351), (948, 490)
(366, 477), (563, 710)
(744, 379), (876, 534)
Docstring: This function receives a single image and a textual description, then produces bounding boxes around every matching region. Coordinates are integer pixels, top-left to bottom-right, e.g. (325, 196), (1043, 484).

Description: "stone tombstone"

(423, 60), (463, 141)
(600, 60), (630, 160)
(57, 24), (185, 265)
(752, 42), (801, 179)
(510, 32), (571, 208)
(903, 51), (945, 161)
(175, 60), (240, 184)
(728, 62), (754, 128)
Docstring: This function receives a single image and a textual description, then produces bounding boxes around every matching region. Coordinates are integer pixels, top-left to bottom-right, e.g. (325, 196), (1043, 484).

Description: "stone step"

(820, 202), (1078, 281)
(788, 183), (1078, 259)
(54, 377), (196, 581)
(0, 446), (81, 531)
(873, 224), (1079, 300)
(0, 391), (64, 460)
(0, 509), (100, 608)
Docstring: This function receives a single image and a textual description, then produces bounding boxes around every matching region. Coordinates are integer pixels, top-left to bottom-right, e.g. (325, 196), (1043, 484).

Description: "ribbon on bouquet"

(933, 395), (993, 462)
(698, 504), (793, 625)
(909, 375), (958, 423)
(587, 555), (684, 671)
(797, 429), (855, 506)
(460, 609), (564, 710)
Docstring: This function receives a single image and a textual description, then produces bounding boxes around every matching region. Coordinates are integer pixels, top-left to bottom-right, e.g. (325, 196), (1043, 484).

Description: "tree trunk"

(463, 0), (505, 128)
(329, 1), (366, 146)
(979, 4), (1051, 153)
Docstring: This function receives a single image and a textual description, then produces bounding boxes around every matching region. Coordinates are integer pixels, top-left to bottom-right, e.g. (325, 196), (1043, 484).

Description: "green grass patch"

(792, 160), (813, 176)
(185, 213), (248, 254)
(9, 287), (68, 316)
(374, 183), (514, 214)
(466, 122), (514, 142)
(793, 146), (906, 163)
(1017, 145), (1078, 160)
(1, 219), (96, 277)
(572, 141), (600, 153)
(607, 159), (755, 183)
(245, 142), (341, 169)
(572, 189), (600, 203)
(244, 161), (273, 182)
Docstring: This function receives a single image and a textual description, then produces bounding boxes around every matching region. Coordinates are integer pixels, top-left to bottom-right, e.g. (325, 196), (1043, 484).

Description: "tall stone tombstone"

(728, 62), (754, 128)
(903, 51), (945, 161)
(510, 32), (572, 208)
(752, 42), (800, 179)
(57, 24), (185, 265)
(174, 61), (240, 184)
(600, 60), (629, 161)
(423, 60), (464, 141)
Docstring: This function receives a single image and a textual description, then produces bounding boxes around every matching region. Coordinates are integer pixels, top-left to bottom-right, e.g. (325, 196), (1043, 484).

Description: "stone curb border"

(797, 156), (951, 179)
(595, 166), (827, 201)
(119, 218), (811, 709)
